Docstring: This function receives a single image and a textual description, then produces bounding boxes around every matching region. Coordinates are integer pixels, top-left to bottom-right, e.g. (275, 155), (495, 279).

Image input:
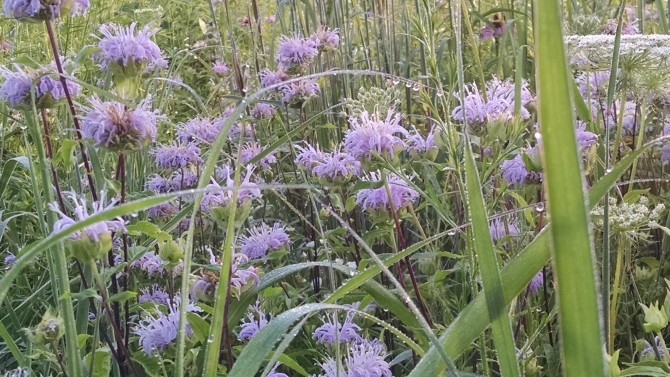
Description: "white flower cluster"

(591, 195), (665, 240)
(565, 34), (670, 68)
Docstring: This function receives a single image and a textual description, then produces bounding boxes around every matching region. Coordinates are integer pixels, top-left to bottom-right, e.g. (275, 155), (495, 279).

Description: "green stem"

(609, 239), (626, 353)
(27, 108), (82, 377)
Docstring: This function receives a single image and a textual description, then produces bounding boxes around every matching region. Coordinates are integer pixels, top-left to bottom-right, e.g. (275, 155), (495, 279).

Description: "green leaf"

(276, 354), (309, 377)
(126, 221), (172, 240)
(535, 1), (605, 375)
(132, 351), (162, 376)
(0, 159), (17, 199)
(108, 291), (137, 303)
(464, 140), (519, 376)
(71, 287), (101, 301)
(53, 139), (78, 168)
(187, 312), (210, 344)
(84, 347), (112, 377)
(361, 280), (421, 331)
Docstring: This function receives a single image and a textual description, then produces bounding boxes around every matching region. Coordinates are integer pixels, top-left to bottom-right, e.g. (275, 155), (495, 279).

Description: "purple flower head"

(49, 192), (126, 243)
(238, 302), (270, 341)
(313, 313), (362, 345)
(602, 19), (639, 35)
(138, 285), (171, 306)
(318, 339), (392, 377)
(279, 78), (320, 104)
(528, 271), (544, 295)
(276, 35), (319, 73)
(131, 251), (166, 277)
(240, 141), (277, 170)
(576, 122), (598, 151)
(344, 111), (408, 160)
(576, 71), (611, 101)
(81, 96), (162, 151)
(641, 336), (666, 360)
(133, 300), (201, 355)
(3, 0), (89, 20)
(0, 64), (79, 108)
(168, 169), (198, 191)
(661, 122), (670, 165)
(230, 253), (260, 295)
(661, 144), (670, 165)
(177, 117), (215, 144)
(147, 202), (178, 221)
(451, 84), (488, 124)
(311, 26), (340, 51)
(486, 77), (534, 108)
(480, 25), (504, 41)
(267, 364), (288, 377)
(239, 222), (290, 260)
(356, 172), (419, 212)
(452, 79), (532, 125)
(259, 69), (289, 88)
(489, 217), (520, 243)
(501, 155), (528, 186)
(3, 252), (16, 266)
(312, 149), (361, 181)
(94, 23), (166, 74)
(406, 127), (436, 156)
(201, 166), (261, 212)
(151, 142), (201, 169)
(212, 60), (229, 75)
(145, 174), (171, 193)
(295, 143), (325, 170)
(250, 103), (276, 120)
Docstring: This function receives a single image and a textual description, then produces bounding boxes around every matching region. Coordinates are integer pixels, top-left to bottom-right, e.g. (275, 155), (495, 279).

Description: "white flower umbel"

(565, 34), (670, 68)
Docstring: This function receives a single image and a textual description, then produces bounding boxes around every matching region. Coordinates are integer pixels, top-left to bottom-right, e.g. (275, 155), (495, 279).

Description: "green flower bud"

(26, 309), (64, 345)
(640, 302), (669, 333)
(68, 232), (113, 263)
(158, 239), (183, 263)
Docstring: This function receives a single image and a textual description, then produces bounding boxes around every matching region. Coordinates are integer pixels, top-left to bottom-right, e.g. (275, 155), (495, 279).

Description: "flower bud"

(158, 239), (183, 263)
(26, 309), (64, 345)
(640, 302), (669, 333)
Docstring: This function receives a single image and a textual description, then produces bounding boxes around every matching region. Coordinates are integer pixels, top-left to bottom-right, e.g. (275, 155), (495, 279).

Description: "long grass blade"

(463, 141), (520, 376)
(534, 1), (605, 375)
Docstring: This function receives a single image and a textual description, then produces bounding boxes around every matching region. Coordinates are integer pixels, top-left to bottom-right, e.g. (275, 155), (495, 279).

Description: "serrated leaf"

(108, 291), (137, 303)
(84, 347), (111, 377)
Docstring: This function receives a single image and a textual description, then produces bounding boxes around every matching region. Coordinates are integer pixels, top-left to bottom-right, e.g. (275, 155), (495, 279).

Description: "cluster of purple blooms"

(344, 111), (409, 160)
(133, 299), (201, 355)
(49, 192), (126, 245)
(200, 165), (262, 213)
(295, 143), (361, 182)
(0, 63), (80, 109)
(313, 312), (362, 345)
(238, 222), (290, 260)
(3, 0), (89, 20)
(258, 26), (338, 104)
(356, 172), (419, 212)
(240, 141), (278, 171)
(489, 217), (520, 243)
(316, 339), (392, 377)
(237, 301), (270, 341)
(81, 96), (163, 151)
(451, 77), (533, 126)
(93, 22), (167, 74)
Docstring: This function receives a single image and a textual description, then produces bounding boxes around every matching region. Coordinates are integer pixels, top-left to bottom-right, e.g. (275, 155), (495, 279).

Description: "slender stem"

(90, 262), (140, 377)
(382, 170), (433, 327)
(44, 19), (98, 201)
(27, 107), (82, 377)
(609, 239), (626, 353)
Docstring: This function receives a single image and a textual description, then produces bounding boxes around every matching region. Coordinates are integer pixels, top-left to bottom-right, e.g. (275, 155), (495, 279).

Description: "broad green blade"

(535, 1), (605, 376)
(463, 141), (519, 377)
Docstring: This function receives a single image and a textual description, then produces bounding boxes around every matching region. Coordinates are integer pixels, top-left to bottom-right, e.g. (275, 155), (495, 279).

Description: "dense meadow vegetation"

(1, 0), (670, 376)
